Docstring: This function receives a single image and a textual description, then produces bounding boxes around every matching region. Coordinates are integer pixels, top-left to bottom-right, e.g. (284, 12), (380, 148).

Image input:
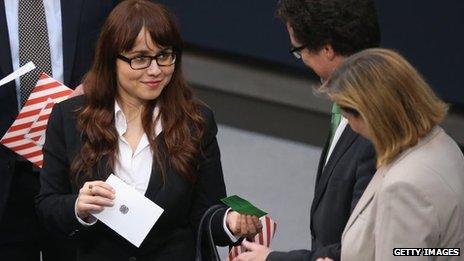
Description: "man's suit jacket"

(268, 125), (376, 261)
(342, 127), (464, 261)
(0, 0), (119, 244)
(36, 96), (232, 261)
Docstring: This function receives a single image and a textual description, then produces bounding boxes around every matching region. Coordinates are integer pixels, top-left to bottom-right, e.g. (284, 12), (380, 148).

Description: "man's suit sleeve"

(35, 102), (81, 236)
(267, 249), (314, 261)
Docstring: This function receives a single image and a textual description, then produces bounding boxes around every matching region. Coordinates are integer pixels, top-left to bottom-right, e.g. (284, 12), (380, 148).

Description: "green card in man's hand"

(221, 195), (267, 218)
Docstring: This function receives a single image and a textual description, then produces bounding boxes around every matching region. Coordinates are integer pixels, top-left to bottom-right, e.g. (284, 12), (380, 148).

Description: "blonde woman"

(320, 48), (464, 260)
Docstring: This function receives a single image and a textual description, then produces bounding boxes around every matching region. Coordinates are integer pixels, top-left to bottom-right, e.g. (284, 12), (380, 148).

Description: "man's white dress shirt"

(4, 0), (63, 110)
(325, 117), (348, 165)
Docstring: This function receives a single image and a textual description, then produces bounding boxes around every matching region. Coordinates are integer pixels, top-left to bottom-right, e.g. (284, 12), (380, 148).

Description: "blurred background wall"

(158, 0), (464, 108)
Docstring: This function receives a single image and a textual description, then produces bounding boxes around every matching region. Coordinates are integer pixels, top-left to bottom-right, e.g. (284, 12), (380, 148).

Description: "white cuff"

(223, 208), (241, 243)
(74, 198), (97, 226)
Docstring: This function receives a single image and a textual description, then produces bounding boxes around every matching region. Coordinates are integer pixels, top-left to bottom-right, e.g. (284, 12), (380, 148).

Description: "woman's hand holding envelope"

(76, 181), (116, 220)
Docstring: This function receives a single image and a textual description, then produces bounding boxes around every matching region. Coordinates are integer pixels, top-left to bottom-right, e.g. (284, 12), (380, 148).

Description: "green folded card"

(221, 195), (267, 217)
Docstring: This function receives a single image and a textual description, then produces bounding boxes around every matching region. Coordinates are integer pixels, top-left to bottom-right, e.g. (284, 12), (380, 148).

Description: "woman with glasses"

(36, 1), (261, 260)
(320, 48), (464, 261)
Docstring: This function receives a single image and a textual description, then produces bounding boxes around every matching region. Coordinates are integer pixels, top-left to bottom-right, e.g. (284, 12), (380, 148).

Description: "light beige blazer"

(341, 127), (464, 260)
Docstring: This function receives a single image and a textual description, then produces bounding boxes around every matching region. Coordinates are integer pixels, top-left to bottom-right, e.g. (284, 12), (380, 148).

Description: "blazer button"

(128, 257), (136, 261)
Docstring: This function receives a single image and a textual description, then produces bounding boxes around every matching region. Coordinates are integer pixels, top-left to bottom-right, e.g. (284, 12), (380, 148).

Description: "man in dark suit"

(0, 1), (118, 260)
(233, 0), (379, 261)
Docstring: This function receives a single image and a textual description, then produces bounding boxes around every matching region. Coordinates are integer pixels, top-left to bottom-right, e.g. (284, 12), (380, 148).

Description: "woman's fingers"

(252, 216), (263, 232)
(76, 195), (114, 219)
(90, 181), (115, 193)
(240, 214), (248, 235)
(88, 185), (115, 199)
(84, 181), (115, 196)
(226, 211), (263, 237)
(77, 181), (115, 219)
(236, 215), (262, 237)
(81, 181), (115, 199)
(77, 203), (105, 213)
(246, 215), (257, 235)
(78, 195), (114, 207)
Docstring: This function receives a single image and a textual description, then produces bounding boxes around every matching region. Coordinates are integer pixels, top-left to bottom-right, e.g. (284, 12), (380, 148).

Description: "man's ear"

(322, 44), (336, 61)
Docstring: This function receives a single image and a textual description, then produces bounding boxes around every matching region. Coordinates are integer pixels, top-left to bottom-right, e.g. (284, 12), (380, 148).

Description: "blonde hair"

(322, 48), (448, 167)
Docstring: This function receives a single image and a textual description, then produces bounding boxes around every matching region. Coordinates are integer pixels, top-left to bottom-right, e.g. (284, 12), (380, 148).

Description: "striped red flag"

(0, 73), (73, 168)
(227, 216), (277, 261)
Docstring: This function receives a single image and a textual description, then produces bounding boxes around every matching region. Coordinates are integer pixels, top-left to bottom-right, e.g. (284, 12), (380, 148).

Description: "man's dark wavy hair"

(276, 0), (381, 56)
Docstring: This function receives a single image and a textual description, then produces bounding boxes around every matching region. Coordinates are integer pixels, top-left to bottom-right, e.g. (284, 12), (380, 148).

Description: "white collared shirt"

(325, 117), (348, 165)
(113, 102), (162, 195)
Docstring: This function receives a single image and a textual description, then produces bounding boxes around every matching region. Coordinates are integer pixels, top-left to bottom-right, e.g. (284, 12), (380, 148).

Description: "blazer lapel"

(0, 3), (14, 216)
(144, 158), (163, 200)
(61, 0), (83, 86)
(0, 0), (12, 76)
(144, 133), (165, 201)
(315, 134), (330, 184)
(0, 0), (19, 120)
(311, 126), (358, 215)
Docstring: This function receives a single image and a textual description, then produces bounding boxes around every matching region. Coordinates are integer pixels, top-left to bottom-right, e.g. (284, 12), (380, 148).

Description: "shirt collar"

(114, 101), (163, 137)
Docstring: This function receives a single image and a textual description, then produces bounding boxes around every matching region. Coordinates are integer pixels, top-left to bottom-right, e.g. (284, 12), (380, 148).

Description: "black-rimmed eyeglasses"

(117, 51), (177, 70)
(289, 45), (307, 59)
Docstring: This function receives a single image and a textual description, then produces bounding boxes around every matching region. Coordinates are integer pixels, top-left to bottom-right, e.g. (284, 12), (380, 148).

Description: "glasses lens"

(157, 53), (176, 66)
(131, 56), (152, 69)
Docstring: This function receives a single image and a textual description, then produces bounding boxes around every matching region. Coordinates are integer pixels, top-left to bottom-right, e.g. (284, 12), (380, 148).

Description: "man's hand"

(232, 240), (271, 261)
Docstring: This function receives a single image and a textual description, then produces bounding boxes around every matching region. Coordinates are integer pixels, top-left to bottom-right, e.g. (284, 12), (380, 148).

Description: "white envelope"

(92, 174), (164, 247)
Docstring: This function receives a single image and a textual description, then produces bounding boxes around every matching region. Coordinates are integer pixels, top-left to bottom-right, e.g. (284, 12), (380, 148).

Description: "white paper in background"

(92, 174), (164, 247)
(0, 61), (35, 87)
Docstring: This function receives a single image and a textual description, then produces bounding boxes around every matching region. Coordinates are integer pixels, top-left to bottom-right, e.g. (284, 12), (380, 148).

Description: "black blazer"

(36, 96), (232, 261)
(268, 126), (376, 261)
(0, 0), (118, 245)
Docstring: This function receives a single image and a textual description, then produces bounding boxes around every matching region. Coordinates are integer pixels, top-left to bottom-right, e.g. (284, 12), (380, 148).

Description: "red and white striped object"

(0, 73), (73, 168)
(227, 216), (277, 261)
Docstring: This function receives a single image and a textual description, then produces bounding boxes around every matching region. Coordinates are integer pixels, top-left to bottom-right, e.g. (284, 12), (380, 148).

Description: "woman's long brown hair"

(70, 0), (204, 186)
